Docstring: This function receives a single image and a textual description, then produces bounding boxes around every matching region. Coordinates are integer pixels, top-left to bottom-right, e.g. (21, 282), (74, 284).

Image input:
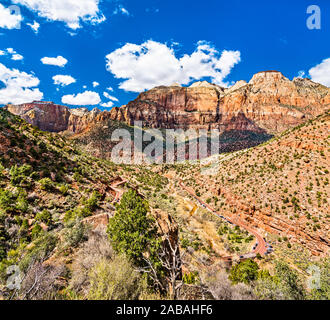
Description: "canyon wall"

(6, 71), (330, 137)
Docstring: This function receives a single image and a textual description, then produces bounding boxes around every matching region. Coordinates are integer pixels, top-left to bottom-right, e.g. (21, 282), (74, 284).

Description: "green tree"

(107, 190), (159, 265)
(229, 259), (259, 284)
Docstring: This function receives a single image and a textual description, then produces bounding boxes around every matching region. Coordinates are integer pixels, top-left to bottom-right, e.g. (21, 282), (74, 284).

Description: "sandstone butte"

(5, 71), (330, 137)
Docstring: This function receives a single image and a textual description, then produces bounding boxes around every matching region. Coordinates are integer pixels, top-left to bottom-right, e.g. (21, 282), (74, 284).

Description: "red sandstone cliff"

(111, 71), (330, 134)
(5, 102), (112, 134)
(5, 71), (330, 137)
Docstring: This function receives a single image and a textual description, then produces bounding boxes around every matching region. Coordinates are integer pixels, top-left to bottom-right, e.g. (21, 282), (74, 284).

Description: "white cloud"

(106, 86), (113, 92)
(12, 54), (24, 61)
(0, 48), (24, 61)
(105, 40), (241, 92)
(114, 5), (130, 16)
(0, 63), (43, 104)
(62, 90), (101, 105)
(41, 55), (68, 67)
(309, 58), (330, 87)
(53, 74), (76, 86)
(103, 91), (118, 102)
(92, 81), (99, 87)
(0, 3), (23, 29)
(13, 0), (105, 30)
(101, 101), (114, 108)
(27, 21), (40, 33)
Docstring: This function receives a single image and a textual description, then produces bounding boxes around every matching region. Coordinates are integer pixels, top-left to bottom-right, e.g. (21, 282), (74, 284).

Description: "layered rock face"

(111, 71), (330, 134)
(5, 71), (330, 138)
(5, 101), (112, 134)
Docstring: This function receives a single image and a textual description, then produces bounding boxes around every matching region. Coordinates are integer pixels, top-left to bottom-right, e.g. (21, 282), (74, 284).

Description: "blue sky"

(0, 0), (329, 110)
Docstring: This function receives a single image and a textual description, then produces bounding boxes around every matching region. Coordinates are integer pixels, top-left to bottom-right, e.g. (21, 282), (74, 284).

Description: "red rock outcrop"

(111, 71), (330, 134)
(5, 71), (330, 138)
(5, 102), (113, 134)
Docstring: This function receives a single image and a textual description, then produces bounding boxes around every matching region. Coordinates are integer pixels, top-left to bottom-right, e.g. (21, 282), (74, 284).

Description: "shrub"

(274, 261), (305, 300)
(0, 214), (9, 261)
(0, 163), (4, 178)
(84, 191), (101, 212)
(9, 164), (32, 186)
(39, 178), (54, 191)
(229, 259), (259, 284)
(61, 220), (87, 249)
(15, 194), (29, 213)
(31, 224), (43, 239)
(183, 271), (199, 285)
(87, 255), (147, 300)
(204, 271), (255, 300)
(0, 188), (14, 213)
(73, 172), (83, 183)
(35, 210), (53, 225)
(58, 184), (69, 196)
(19, 233), (58, 273)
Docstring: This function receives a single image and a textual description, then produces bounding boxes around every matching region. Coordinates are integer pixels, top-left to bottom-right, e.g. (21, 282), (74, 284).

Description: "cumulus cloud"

(62, 90), (101, 105)
(41, 55), (68, 67)
(27, 21), (40, 33)
(309, 58), (330, 87)
(103, 91), (118, 102)
(0, 3), (23, 29)
(53, 74), (76, 86)
(105, 40), (241, 92)
(0, 63), (43, 104)
(12, 53), (24, 61)
(101, 101), (114, 108)
(92, 81), (99, 87)
(13, 0), (105, 30)
(106, 86), (114, 92)
(0, 48), (24, 61)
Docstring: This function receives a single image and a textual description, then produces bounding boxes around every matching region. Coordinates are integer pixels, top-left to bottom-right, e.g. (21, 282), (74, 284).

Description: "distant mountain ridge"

(5, 71), (330, 156)
(114, 71), (330, 133)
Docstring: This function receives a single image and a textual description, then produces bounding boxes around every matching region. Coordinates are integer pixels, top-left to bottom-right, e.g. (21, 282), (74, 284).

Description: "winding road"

(179, 182), (269, 257)
(108, 177), (270, 258)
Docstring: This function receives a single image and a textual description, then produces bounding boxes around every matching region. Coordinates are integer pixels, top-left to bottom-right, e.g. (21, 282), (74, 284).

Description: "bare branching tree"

(19, 260), (66, 300)
(140, 234), (185, 300)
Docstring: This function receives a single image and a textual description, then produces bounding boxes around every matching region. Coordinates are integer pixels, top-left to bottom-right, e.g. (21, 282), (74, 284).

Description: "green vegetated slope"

(0, 108), (329, 300)
(0, 108), (124, 295)
(0, 108), (181, 300)
(162, 111), (330, 300)
(173, 111), (329, 253)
